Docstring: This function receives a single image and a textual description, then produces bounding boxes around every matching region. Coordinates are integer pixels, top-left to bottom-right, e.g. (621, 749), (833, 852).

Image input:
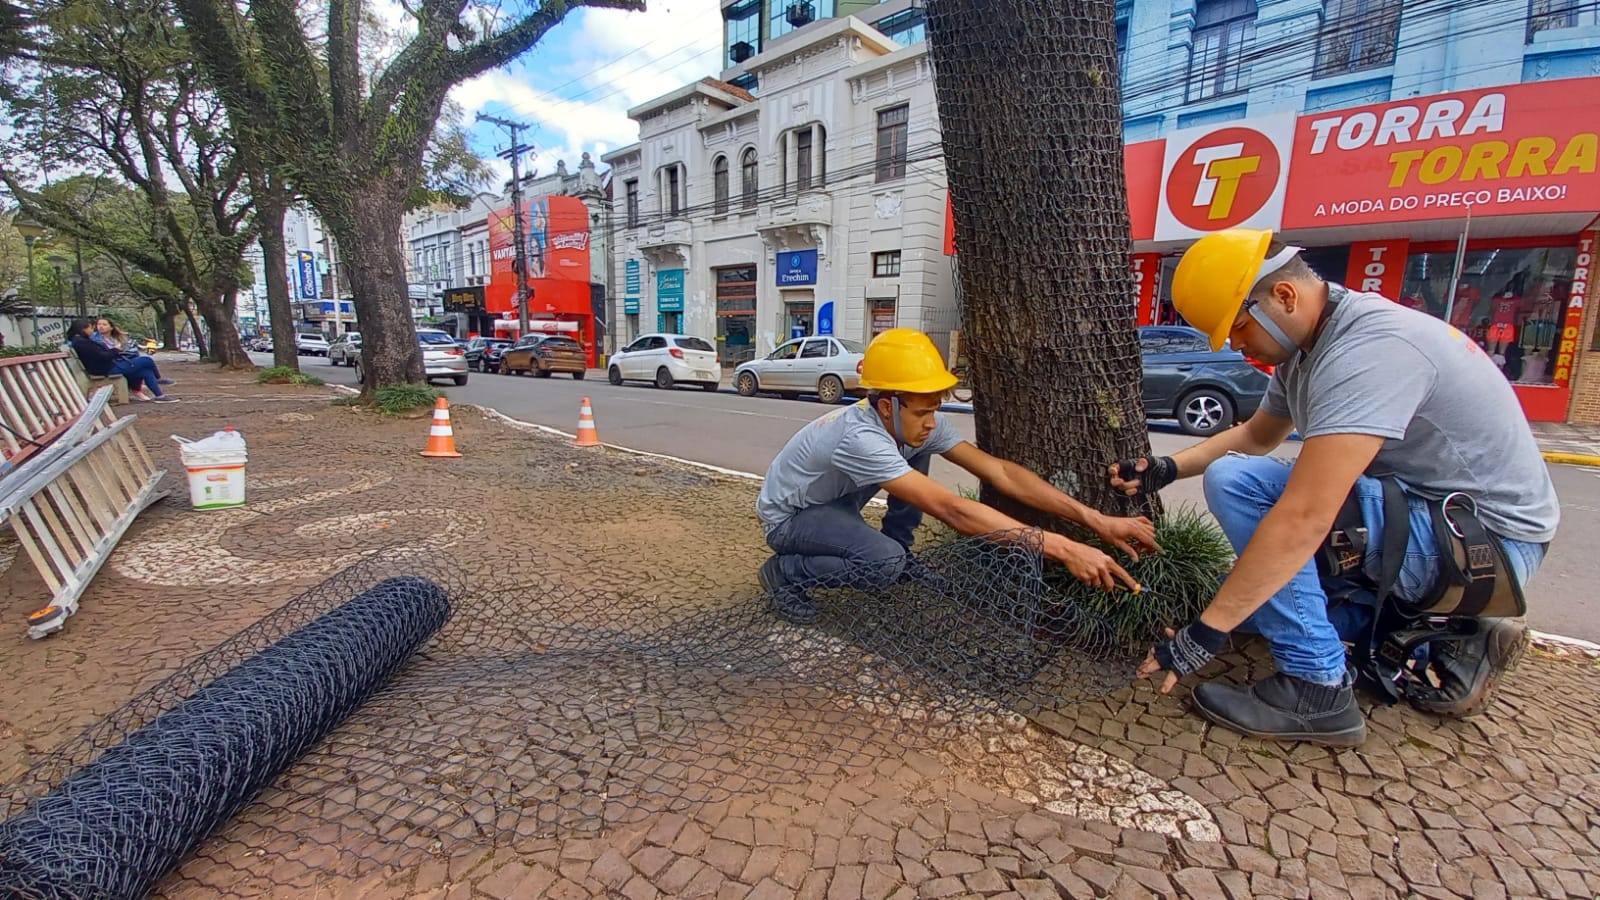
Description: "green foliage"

(0, 346), (42, 359)
(1043, 505), (1235, 650)
(330, 395), (361, 407)
(257, 365), (322, 386)
(374, 384), (441, 416)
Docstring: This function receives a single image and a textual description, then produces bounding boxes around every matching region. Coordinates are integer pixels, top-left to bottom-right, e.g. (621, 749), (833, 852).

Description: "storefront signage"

(296, 251), (319, 300)
(777, 250), (818, 286)
(1283, 78), (1600, 229)
(657, 268), (685, 313)
(817, 301), (834, 336)
(1132, 254), (1162, 325)
(1345, 240), (1409, 300)
(1572, 232), (1594, 362)
(1154, 114), (1295, 241)
(1125, 141), (1165, 242)
(442, 285), (485, 313)
(624, 259), (641, 314)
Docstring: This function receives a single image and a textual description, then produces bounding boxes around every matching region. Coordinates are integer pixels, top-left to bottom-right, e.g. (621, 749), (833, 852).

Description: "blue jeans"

(765, 453), (931, 589)
(110, 356), (163, 396)
(1204, 454), (1546, 686)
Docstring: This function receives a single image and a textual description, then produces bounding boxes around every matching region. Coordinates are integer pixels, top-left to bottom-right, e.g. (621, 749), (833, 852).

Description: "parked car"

(501, 334), (588, 379)
(354, 329), (468, 386)
(1139, 325), (1269, 436)
(295, 332), (330, 356)
(732, 336), (865, 404)
(464, 336), (512, 373)
(607, 333), (722, 391)
(328, 332), (362, 366)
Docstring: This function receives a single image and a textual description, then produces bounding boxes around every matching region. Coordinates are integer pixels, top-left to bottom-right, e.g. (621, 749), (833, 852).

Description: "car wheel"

(536, 365), (552, 378)
(735, 371), (758, 397)
(608, 366), (623, 385)
(655, 367), (674, 390)
(454, 375), (468, 386)
(1177, 388), (1235, 436)
(700, 381), (718, 391)
(353, 361), (364, 385)
(573, 371), (586, 380)
(817, 374), (844, 404)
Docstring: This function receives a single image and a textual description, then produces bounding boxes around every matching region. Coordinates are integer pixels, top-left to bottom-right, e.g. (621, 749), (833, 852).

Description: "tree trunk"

(926, 0), (1154, 523)
(325, 183), (424, 393)
(157, 299), (179, 349)
(182, 303), (208, 358)
(198, 289), (251, 369)
(253, 187), (301, 371)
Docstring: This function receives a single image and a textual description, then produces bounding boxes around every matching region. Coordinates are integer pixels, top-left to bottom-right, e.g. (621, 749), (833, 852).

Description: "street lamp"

(13, 213), (44, 346)
(48, 253), (67, 319)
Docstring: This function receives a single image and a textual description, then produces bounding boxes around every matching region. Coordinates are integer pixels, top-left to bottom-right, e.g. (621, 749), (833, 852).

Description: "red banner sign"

(1125, 140), (1164, 242)
(486, 195), (593, 315)
(1556, 231), (1594, 388)
(1132, 253), (1162, 325)
(1282, 78), (1600, 229)
(1345, 239), (1409, 300)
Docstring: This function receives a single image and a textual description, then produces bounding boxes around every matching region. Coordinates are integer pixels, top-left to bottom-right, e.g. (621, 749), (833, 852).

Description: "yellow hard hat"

(1171, 228), (1273, 351)
(859, 328), (959, 394)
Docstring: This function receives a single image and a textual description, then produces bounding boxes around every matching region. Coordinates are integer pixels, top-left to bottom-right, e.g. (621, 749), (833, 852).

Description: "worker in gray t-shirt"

(1108, 228), (1558, 747)
(756, 329), (1161, 625)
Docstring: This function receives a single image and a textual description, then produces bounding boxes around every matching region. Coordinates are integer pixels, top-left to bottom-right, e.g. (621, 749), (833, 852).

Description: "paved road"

(277, 352), (1600, 643)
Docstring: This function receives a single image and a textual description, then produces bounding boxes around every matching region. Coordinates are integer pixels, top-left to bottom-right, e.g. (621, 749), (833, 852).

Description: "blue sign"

(791, 325), (805, 340)
(817, 301), (834, 336)
(625, 260), (641, 296)
(296, 251), (319, 299)
(657, 268), (685, 313)
(777, 249), (818, 286)
(318, 301), (354, 314)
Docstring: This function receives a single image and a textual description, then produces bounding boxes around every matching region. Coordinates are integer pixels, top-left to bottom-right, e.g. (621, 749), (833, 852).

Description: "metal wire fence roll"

(0, 569), (453, 900)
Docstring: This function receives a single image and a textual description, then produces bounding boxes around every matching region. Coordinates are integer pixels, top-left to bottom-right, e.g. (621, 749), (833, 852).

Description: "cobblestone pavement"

(1530, 421), (1600, 463)
(2, 363), (1599, 899)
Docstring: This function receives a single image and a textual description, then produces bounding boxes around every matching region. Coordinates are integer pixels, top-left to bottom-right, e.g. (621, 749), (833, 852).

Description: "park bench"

(0, 352), (166, 639)
(60, 344), (131, 405)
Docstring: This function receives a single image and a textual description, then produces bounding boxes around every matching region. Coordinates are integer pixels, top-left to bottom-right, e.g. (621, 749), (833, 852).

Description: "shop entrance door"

(714, 265), (758, 366)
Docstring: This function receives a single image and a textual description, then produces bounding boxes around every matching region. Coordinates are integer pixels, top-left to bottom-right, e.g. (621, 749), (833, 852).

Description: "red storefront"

(486, 195), (599, 367)
(1120, 77), (1600, 423)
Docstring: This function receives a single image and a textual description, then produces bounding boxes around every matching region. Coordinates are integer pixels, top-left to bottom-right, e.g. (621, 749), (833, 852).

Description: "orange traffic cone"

(421, 397), (463, 458)
(574, 396), (602, 447)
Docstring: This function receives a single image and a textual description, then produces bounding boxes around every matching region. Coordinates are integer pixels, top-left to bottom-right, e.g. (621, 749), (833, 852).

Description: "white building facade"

(603, 16), (954, 368)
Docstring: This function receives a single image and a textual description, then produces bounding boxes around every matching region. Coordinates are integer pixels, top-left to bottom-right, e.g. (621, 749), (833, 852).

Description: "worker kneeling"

(1109, 228), (1558, 747)
(756, 328), (1160, 625)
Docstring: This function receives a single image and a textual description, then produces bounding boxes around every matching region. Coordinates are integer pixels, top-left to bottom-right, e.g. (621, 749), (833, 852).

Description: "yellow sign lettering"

(1460, 140), (1508, 181)
(1507, 136), (1558, 177)
(1419, 146), (1464, 185)
(1203, 155), (1261, 220)
(1553, 133), (1598, 176)
(1388, 149), (1426, 188)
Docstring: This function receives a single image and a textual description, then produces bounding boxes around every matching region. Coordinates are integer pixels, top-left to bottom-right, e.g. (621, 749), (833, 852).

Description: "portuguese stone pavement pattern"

(1, 361), (1597, 899)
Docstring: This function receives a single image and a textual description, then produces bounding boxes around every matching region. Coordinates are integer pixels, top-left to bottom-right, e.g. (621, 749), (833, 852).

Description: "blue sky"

(446, 0), (727, 189)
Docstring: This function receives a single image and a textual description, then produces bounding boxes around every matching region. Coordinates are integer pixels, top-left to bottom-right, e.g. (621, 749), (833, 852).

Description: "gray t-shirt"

(1263, 284), (1558, 543)
(757, 401), (965, 530)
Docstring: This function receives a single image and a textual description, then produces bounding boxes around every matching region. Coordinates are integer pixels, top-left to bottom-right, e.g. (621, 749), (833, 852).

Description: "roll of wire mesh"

(0, 576), (451, 899)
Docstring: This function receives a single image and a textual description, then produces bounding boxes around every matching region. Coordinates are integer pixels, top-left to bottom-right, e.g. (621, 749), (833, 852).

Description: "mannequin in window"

(1519, 349), (1548, 384)
(1449, 283), (1480, 329)
(1485, 290), (1522, 356)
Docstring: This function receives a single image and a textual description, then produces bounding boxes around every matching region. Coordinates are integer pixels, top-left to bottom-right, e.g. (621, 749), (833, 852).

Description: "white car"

(354, 329), (469, 386)
(295, 333), (330, 356)
(607, 333), (722, 391)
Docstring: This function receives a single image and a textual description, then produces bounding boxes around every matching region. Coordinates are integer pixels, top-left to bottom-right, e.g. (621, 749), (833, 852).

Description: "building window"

(729, 72), (759, 95)
(724, 0), (760, 67)
(875, 104), (909, 182)
(713, 156), (730, 214)
(872, 251), (902, 277)
(1528, 0), (1599, 39)
(666, 165), (682, 217)
(874, 7), (926, 45)
(777, 134), (789, 195)
(770, 0), (836, 41)
(1186, 0), (1256, 103)
(816, 125), (826, 186)
(741, 148), (759, 210)
(625, 179), (639, 228)
(1315, 0), (1400, 77)
(795, 128), (813, 191)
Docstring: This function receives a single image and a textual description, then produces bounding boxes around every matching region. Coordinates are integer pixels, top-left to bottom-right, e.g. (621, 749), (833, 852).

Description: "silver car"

(354, 329), (469, 386)
(732, 336), (865, 404)
(328, 332), (361, 366)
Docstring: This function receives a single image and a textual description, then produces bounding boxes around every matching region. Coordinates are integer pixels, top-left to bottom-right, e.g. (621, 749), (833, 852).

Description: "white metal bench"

(0, 353), (166, 639)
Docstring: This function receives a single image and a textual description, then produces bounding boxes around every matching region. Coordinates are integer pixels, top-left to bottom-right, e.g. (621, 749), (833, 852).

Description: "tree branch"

(446, 0), (642, 82)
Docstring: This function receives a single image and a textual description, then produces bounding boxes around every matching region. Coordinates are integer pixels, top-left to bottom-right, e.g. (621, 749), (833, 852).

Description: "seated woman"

(93, 317), (175, 391)
(68, 318), (178, 403)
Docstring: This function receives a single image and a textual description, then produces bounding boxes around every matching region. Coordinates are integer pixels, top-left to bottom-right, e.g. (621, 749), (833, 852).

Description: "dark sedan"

(1139, 325), (1271, 436)
(464, 337), (512, 373)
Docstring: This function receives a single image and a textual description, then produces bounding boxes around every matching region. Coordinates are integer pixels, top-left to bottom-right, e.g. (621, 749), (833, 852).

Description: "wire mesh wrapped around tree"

(0, 537), (1145, 895)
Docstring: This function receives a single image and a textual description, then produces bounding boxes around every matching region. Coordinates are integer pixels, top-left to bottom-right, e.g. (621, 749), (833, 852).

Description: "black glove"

(1153, 619), (1229, 676)
(1115, 456), (1177, 495)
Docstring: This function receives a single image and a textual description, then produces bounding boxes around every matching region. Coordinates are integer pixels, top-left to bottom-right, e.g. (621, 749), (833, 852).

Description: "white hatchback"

(607, 333), (722, 391)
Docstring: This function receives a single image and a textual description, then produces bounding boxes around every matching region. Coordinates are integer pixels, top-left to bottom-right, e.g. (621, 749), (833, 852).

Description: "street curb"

(1530, 630), (1600, 657)
(1542, 451), (1600, 467)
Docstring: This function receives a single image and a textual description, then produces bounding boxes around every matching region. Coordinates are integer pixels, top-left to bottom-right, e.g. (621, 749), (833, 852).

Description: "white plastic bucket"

(173, 430), (248, 510)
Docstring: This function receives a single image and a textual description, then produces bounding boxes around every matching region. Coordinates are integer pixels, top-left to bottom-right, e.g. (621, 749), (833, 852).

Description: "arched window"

(713, 156), (730, 214)
(741, 148), (759, 210)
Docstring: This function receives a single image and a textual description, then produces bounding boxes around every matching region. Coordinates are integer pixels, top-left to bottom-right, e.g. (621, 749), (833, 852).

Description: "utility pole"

(477, 112), (533, 336)
(323, 230), (340, 337)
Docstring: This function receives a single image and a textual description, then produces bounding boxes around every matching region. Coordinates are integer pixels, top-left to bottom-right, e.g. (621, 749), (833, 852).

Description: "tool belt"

(1318, 477), (1527, 705)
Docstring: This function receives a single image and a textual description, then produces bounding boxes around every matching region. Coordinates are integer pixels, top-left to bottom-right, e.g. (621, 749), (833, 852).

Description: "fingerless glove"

(1153, 619), (1228, 676)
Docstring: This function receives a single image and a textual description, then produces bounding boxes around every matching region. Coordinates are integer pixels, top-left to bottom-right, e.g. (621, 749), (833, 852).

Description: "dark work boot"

(1406, 617), (1527, 718)
(1192, 672), (1367, 747)
(759, 555), (817, 625)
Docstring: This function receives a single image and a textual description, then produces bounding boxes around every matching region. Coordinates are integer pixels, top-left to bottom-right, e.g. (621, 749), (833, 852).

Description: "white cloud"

(448, 0), (726, 182)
